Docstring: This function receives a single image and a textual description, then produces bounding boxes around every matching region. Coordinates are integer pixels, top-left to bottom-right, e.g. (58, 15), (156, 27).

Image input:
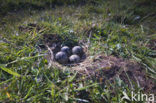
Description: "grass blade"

(0, 67), (21, 77)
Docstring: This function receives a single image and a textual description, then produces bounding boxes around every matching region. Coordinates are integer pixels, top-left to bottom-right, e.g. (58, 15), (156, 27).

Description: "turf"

(0, 0), (156, 102)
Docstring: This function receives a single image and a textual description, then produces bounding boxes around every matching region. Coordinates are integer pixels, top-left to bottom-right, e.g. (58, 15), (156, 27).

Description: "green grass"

(0, 0), (156, 102)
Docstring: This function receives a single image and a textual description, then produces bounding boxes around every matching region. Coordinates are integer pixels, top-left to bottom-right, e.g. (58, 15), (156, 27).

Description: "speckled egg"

(55, 51), (68, 64)
(69, 54), (80, 63)
(61, 46), (71, 56)
(72, 46), (83, 56)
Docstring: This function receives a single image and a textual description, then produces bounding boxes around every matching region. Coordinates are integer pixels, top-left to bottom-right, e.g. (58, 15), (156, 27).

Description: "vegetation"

(0, 0), (155, 102)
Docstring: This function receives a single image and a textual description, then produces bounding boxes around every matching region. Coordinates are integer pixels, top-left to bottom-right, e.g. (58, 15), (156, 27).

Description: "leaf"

(0, 67), (21, 77)
(6, 92), (12, 100)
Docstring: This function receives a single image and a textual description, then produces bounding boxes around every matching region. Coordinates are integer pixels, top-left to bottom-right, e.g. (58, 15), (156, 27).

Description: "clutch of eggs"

(55, 46), (83, 64)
